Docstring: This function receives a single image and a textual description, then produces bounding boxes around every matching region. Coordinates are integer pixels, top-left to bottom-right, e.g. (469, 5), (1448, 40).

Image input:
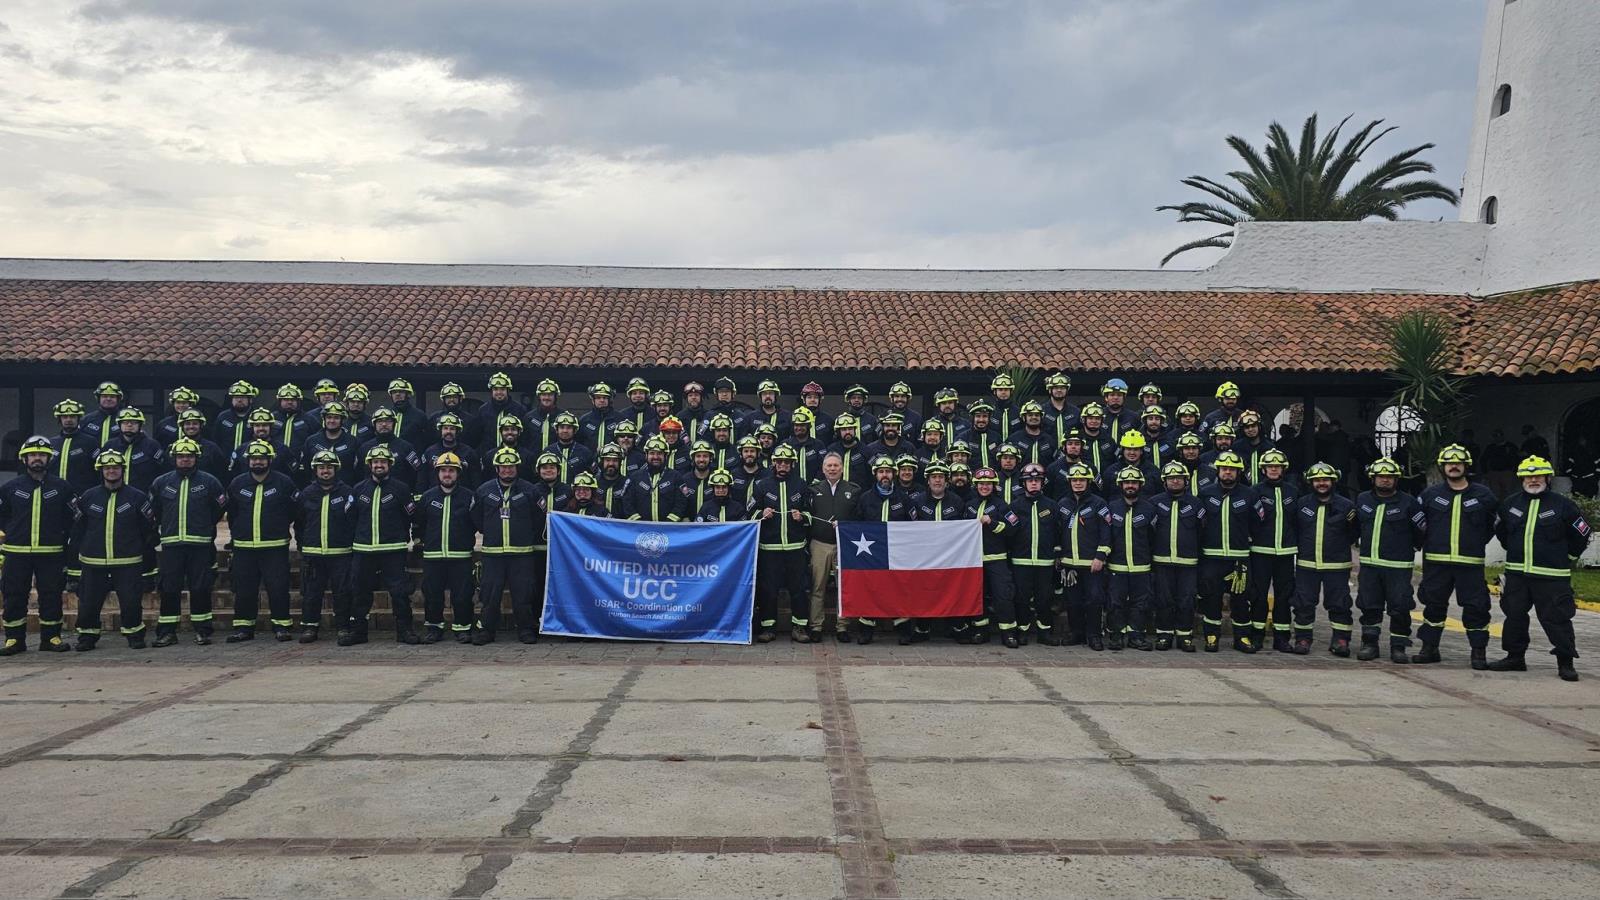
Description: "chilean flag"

(837, 520), (984, 618)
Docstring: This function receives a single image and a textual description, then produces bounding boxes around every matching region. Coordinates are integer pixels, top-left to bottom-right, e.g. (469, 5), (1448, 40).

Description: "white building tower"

(1460, 0), (1600, 294)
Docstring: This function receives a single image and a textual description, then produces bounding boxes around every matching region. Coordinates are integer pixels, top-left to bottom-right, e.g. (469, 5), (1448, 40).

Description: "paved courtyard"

(0, 631), (1596, 899)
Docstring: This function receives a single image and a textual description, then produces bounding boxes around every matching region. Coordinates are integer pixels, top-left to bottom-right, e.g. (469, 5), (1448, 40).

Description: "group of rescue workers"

(0, 372), (1589, 680)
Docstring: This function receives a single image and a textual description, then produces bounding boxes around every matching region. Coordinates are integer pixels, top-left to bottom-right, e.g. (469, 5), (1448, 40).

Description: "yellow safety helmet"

(1516, 456), (1556, 478)
(433, 452), (463, 470)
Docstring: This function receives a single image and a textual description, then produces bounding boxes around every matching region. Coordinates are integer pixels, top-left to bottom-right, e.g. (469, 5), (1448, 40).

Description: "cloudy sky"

(0, 0), (1483, 269)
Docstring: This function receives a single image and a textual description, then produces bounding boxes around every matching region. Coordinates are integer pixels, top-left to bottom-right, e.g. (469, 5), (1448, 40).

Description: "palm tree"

(1385, 310), (1469, 484)
(1157, 114), (1459, 266)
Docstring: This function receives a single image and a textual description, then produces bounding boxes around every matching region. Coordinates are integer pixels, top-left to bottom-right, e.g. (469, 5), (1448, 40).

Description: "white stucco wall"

(1461, 0), (1600, 294)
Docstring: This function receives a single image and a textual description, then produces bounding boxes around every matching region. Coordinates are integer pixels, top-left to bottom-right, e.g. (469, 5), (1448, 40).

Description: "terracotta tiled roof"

(0, 280), (1489, 375)
(1461, 280), (1600, 377)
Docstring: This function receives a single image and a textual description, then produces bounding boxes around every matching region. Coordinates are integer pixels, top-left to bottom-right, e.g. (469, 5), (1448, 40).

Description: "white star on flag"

(851, 533), (877, 556)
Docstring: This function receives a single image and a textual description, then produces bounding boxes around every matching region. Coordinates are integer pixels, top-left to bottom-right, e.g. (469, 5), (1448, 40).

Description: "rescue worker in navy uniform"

(729, 436), (767, 510)
(1197, 451), (1256, 653)
(226, 440), (298, 642)
(1041, 372), (1078, 448)
(594, 445), (631, 516)
(476, 372), (528, 449)
(623, 436), (687, 522)
(1055, 462), (1109, 647)
(214, 380), (260, 455)
(1413, 444), (1500, 668)
(681, 442), (719, 523)
(108, 408), (165, 492)
(175, 410), (230, 484)
(414, 452), (477, 644)
(360, 408), (423, 489)
(349, 445), (419, 646)
(750, 444), (809, 643)
(1354, 457), (1425, 663)
(527, 452), (566, 632)
(708, 377), (746, 433)
(1150, 461), (1204, 652)
(805, 453), (859, 642)
(786, 409), (828, 483)
(81, 381), (127, 448)
(301, 402), (362, 486)
(1249, 448), (1299, 651)
(72, 448), (157, 650)
(853, 456), (914, 643)
(968, 467), (1020, 647)
(341, 384), (375, 444)
(621, 377), (658, 434)
(677, 382), (711, 441)
(1138, 406), (1176, 471)
(421, 412), (480, 490)
(694, 469), (743, 522)
(1292, 462), (1359, 656)
(1, 437), (77, 654)
(565, 472), (613, 517)
(825, 413), (868, 490)
(1012, 401), (1057, 468)
(229, 408), (292, 482)
(797, 382), (833, 446)
(294, 449), (356, 643)
(579, 382), (621, 449)
(307, 379), (342, 421)
(745, 379), (790, 436)
(1489, 456), (1592, 681)
(385, 378), (429, 448)
(1102, 467), (1157, 651)
(886, 382), (922, 436)
(523, 378), (564, 453)
(155, 386), (200, 447)
(986, 374), (1017, 442)
(966, 402), (1000, 470)
(49, 399), (97, 493)
(471, 448), (542, 645)
(1099, 379), (1138, 441)
(841, 385), (878, 443)
(929, 388), (971, 448)
(430, 382), (474, 447)
(148, 438), (227, 646)
(1009, 463), (1060, 646)
(906, 460), (967, 644)
(1201, 381), (1246, 437)
(273, 384), (319, 452)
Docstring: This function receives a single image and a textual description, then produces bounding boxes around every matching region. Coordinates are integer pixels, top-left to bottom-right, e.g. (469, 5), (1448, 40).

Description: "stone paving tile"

(628, 665), (819, 701)
(1086, 703), (1368, 761)
(534, 760), (833, 839)
(1524, 705), (1600, 735)
(1221, 668), (1470, 706)
(1154, 762), (1526, 842)
(193, 760), (548, 839)
(852, 703), (1102, 760)
(1030, 667), (1260, 705)
(0, 666), (228, 702)
(327, 701), (601, 757)
(1300, 704), (1598, 762)
(197, 665), (445, 702)
(842, 666), (1035, 702)
(0, 759), (272, 838)
(413, 666), (629, 702)
(486, 852), (845, 899)
(1423, 766), (1600, 841)
(870, 761), (1197, 840)
(0, 855), (116, 899)
(0, 703), (133, 753)
(895, 851), (1260, 898)
(57, 702), (374, 756)
(109, 854), (477, 899)
(591, 701), (826, 757)
(1263, 857), (1600, 899)
(1403, 666), (1599, 707)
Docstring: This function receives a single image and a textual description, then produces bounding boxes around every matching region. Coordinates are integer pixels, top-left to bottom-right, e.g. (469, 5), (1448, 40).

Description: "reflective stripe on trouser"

(353, 550), (415, 634)
(806, 539), (840, 631)
(1060, 565), (1104, 639)
(1291, 568), (1354, 638)
(300, 555), (354, 627)
(77, 564), (145, 636)
(422, 557), (477, 630)
(1103, 570), (1150, 635)
(1153, 563), (1198, 637)
(1010, 563), (1055, 634)
(1416, 563), (1491, 649)
(156, 543), (216, 634)
(1499, 572), (1578, 659)
(1356, 565), (1415, 647)
(1197, 558), (1236, 637)
(477, 553), (537, 634)
(1, 551), (67, 638)
(1251, 553), (1297, 633)
(230, 546), (292, 630)
(757, 547), (806, 631)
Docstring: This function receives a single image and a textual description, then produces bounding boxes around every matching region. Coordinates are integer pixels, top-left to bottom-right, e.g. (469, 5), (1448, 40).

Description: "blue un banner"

(541, 512), (759, 644)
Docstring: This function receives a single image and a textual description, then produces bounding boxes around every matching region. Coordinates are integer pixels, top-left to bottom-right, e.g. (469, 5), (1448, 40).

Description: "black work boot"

(1087, 631), (1104, 651)
(1470, 647), (1488, 671)
(41, 633), (70, 652)
(395, 628), (421, 645)
(1126, 632), (1153, 651)
(1486, 653), (1527, 672)
(895, 621), (915, 646)
(1411, 642), (1441, 665)
(1272, 633), (1293, 653)
(470, 626), (493, 646)
(1233, 634), (1257, 654)
(1329, 637), (1351, 658)
(854, 622), (874, 645)
(1178, 636), (1197, 653)
(1356, 638), (1380, 661)
(0, 636), (24, 656)
(1389, 644), (1411, 664)
(225, 627), (255, 643)
(1001, 631), (1020, 649)
(193, 628), (213, 646)
(1105, 631), (1124, 651)
(1203, 633), (1220, 653)
(274, 627), (294, 642)
(74, 634), (99, 652)
(422, 626), (444, 644)
(1038, 628), (1063, 647)
(517, 629), (538, 645)
(153, 630), (178, 648)
(834, 628), (854, 644)
(125, 633), (147, 650)
(298, 626), (319, 644)
(1291, 637), (1312, 655)
(1557, 655), (1579, 682)
(1153, 634), (1173, 651)
(790, 626), (814, 644)
(454, 628), (473, 644)
(970, 630), (990, 645)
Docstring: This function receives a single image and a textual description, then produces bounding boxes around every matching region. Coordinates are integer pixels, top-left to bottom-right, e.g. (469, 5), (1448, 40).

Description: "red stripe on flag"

(839, 567), (983, 618)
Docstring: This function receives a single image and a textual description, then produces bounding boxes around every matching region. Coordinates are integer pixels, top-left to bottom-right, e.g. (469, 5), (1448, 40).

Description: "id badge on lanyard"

(500, 491), (512, 520)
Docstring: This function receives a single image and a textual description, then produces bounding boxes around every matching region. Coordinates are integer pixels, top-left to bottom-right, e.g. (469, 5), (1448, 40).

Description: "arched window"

(1481, 196), (1498, 225)
(1374, 405), (1422, 457)
(1493, 84), (1512, 118)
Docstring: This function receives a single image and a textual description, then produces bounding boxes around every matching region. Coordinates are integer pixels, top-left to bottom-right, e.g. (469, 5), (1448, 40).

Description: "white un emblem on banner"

(635, 531), (670, 559)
